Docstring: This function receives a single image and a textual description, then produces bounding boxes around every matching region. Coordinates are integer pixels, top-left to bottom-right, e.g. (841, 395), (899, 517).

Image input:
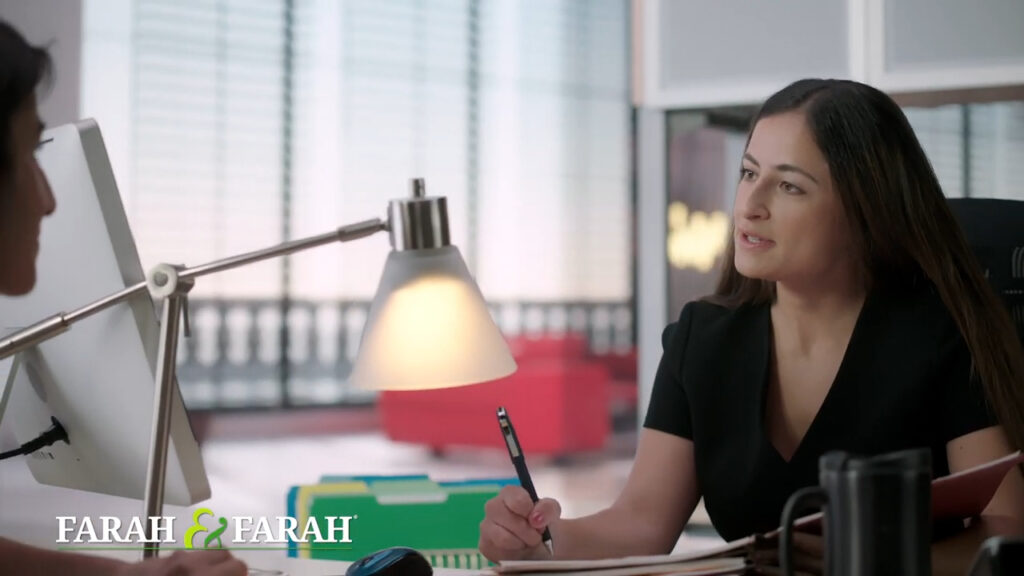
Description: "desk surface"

(231, 553), (486, 576)
(0, 425), (634, 576)
(75, 549), (485, 576)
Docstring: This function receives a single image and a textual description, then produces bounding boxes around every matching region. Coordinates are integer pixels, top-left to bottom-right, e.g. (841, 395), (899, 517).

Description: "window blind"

(132, 0), (288, 298)
(475, 0), (631, 302)
(904, 101), (1024, 201)
(904, 104), (965, 198)
(968, 101), (1024, 200)
(289, 0), (475, 300)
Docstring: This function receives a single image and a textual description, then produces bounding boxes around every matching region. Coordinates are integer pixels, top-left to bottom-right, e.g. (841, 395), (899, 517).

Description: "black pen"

(496, 406), (554, 556)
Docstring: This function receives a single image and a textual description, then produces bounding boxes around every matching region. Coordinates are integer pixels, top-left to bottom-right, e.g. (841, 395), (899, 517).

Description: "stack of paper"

(492, 545), (752, 576)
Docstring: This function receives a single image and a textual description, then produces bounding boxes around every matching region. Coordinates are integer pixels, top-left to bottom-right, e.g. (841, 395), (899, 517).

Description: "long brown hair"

(0, 19), (51, 179)
(709, 78), (1024, 451)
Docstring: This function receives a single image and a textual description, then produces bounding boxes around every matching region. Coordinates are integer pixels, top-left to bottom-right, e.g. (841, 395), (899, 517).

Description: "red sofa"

(595, 348), (639, 420)
(378, 334), (613, 456)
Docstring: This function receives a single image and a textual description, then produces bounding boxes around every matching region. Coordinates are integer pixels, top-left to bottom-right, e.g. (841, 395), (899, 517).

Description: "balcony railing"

(176, 298), (634, 411)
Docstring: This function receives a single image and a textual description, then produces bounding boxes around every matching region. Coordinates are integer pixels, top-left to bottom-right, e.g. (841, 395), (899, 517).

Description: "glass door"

(665, 110), (752, 322)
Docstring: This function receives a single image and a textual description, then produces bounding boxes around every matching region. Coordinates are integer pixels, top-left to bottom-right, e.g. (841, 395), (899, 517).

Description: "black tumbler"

(780, 448), (932, 576)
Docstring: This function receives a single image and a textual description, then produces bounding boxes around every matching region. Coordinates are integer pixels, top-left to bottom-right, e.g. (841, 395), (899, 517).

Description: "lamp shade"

(349, 245), (517, 390)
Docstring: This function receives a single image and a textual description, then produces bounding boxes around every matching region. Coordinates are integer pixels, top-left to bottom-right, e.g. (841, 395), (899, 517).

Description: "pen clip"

(497, 407), (521, 458)
(502, 428), (520, 457)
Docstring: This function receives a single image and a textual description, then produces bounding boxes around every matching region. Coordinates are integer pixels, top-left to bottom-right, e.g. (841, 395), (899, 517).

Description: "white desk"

(75, 549), (484, 576)
(244, 555), (484, 576)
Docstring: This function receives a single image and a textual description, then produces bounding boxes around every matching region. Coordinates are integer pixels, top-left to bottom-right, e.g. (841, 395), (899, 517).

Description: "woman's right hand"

(479, 485), (562, 562)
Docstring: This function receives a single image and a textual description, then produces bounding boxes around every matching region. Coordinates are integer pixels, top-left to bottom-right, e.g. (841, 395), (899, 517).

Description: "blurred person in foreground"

(0, 18), (245, 576)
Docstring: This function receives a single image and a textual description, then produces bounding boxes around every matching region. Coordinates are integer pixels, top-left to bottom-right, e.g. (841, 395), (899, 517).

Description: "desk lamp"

(0, 178), (516, 557)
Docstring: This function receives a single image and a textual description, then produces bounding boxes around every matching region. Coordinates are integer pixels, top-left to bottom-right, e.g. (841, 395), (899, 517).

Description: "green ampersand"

(204, 517), (228, 549)
(184, 508), (228, 549)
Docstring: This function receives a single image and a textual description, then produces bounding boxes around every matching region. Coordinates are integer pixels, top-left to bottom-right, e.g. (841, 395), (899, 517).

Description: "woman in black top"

(0, 19), (246, 576)
(645, 286), (993, 543)
(479, 79), (1024, 574)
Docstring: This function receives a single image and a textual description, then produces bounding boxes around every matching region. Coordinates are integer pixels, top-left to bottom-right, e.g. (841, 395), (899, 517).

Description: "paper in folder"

(286, 475), (517, 569)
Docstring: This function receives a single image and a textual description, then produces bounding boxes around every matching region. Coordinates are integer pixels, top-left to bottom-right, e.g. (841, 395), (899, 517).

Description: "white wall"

(0, 0), (83, 127)
(633, 0), (1024, 109)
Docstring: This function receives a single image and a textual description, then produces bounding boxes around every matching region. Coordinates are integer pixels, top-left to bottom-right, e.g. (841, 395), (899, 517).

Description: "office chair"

(947, 198), (1024, 345)
(948, 199), (1024, 576)
(968, 536), (1024, 576)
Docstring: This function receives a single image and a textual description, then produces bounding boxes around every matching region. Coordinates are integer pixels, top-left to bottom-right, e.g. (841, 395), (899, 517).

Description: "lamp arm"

(178, 218), (387, 281)
(0, 280), (150, 361)
(0, 218), (388, 362)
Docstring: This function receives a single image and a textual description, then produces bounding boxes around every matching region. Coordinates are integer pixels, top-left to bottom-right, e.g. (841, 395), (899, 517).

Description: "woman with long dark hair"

(0, 19), (246, 576)
(479, 79), (1024, 574)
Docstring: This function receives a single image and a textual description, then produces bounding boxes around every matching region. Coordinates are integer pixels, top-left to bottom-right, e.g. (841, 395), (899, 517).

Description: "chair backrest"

(947, 198), (1024, 345)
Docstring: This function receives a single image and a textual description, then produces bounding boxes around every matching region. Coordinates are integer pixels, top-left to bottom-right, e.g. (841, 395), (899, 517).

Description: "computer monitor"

(0, 119), (209, 506)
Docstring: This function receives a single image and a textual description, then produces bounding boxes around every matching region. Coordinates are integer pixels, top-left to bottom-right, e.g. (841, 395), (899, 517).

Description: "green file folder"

(287, 475), (516, 569)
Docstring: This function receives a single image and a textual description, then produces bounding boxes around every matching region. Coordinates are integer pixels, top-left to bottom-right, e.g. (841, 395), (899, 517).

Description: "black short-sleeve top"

(643, 287), (996, 542)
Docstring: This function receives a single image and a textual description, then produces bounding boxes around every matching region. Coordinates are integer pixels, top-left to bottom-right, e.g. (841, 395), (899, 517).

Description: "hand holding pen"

(497, 406), (554, 555)
(477, 407), (561, 562)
